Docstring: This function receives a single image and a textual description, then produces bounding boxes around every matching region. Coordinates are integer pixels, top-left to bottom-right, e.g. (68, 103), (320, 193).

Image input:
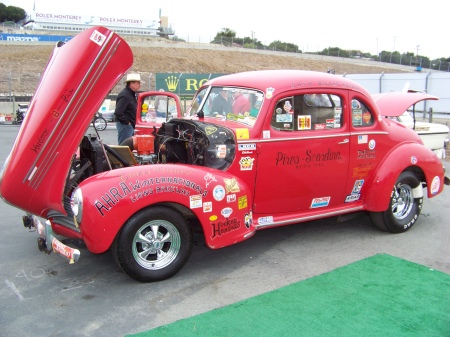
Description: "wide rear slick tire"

(112, 206), (193, 282)
(370, 171), (423, 233)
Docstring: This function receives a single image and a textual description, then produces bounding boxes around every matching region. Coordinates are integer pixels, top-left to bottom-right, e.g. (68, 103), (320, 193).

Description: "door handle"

(338, 139), (349, 144)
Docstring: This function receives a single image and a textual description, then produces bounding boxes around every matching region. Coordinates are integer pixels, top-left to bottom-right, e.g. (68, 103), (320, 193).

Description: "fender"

(364, 142), (445, 212)
(76, 164), (255, 253)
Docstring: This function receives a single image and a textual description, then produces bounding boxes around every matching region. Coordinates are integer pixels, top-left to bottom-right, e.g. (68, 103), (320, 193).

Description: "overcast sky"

(3, 0), (449, 59)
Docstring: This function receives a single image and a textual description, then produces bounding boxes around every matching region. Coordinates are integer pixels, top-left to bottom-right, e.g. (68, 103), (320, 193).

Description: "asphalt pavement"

(0, 124), (449, 337)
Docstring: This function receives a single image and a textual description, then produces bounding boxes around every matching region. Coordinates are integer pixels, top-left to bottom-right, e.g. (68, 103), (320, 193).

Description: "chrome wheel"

(369, 171), (422, 233)
(132, 220), (181, 270)
(391, 184), (413, 220)
(112, 206), (193, 282)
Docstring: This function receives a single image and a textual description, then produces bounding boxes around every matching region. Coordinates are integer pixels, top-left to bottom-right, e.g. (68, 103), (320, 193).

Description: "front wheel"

(93, 116), (107, 131)
(112, 206), (193, 282)
(370, 171), (423, 233)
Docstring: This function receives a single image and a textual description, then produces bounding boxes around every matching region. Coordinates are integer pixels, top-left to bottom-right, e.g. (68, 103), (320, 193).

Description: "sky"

(3, 0), (449, 59)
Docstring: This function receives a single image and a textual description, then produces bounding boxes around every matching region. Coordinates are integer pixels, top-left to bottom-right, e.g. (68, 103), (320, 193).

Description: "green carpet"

(129, 254), (450, 337)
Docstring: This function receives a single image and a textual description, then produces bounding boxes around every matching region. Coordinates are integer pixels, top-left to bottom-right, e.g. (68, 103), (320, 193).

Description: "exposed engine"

(67, 119), (236, 190)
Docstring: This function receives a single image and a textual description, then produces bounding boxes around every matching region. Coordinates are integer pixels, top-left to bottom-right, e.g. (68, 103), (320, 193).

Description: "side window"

(271, 94), (342, 131)
(140, 95), (178, 123)
(351, 99), (374, 127)
(271, 97), (295, 130)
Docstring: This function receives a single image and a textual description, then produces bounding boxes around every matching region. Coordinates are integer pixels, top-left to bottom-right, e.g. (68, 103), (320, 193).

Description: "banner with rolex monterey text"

(156, 73), (226, 97)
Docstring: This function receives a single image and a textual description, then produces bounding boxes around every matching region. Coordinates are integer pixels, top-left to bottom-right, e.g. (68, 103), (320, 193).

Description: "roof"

(207, 70), (370, 96)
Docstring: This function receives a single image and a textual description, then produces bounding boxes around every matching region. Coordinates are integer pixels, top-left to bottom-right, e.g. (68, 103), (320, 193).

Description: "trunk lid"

(372, 92), (438, 117)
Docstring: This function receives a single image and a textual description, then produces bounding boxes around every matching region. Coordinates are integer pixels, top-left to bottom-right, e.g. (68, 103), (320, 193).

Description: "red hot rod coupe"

(0, 26), (448, 282)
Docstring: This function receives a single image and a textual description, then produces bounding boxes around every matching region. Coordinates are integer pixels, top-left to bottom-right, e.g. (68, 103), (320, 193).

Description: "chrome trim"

(255, 206), (365, 229)
(237, 131), (388, 144)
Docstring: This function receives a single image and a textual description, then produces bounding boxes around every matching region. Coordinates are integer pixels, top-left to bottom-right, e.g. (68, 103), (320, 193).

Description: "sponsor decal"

(411, 156), (418, 165)
(205, 126), (217, 135)
(203, 202), (212, 212)
(352, 164), (373, 179)
(241, 151), (254, 155)
(258, 216), (274, 225)
(325, 119), (335, 128)
(353, 109), (362, 125)
(298, 115), (312, 130)
(275, 149), (341, 169)
(430, 176), (440, 195)
(265, 87), (275, 99)
(94, 174), (207, 216)
(362, 112), (371, 123)
(315, 123), (326, 130)
(213, 185), (226, 201)
(352, 180), (364, 194)
(238, 143), (256, 151)
(224, 178), (240, 193)
(244, 211), (253, 229)
(345, 194), (360, 202)
(221, 207), (233, 218)
(263, 130), (270, 138)
(238, 195), (248, 210)
(311, 197), (331, 208)
(239, 157), (255, 170)
(227, 194), (236, 203)
(90, 30), (106, 46)
(216, 145), (227, 158)
(30, 129), (49, 154)
(235, 128), (249, 140)
(190, 194), (202, 209)
(209, 215), (218, 221)
(276, 114), (293, 123)
(51, 238), (77, 263)
(211, 218), (241, 239)
(357, 149), (376, 160)
(358, 135), (368, 144)
(368, 139), (376, 150)
(204, 173), (217, 187)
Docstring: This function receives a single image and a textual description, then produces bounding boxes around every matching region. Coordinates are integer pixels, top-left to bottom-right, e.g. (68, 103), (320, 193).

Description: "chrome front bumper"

(23, 214), (80, 264)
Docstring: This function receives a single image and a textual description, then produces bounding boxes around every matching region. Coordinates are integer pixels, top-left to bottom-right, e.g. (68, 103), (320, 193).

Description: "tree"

(0, 3), (26, 23)
(211, 28), (237, 46)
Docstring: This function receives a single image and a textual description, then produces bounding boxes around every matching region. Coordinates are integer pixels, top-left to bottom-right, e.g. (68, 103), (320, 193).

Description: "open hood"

(372, 92), (438, 117)
(0, 26), (133, 216)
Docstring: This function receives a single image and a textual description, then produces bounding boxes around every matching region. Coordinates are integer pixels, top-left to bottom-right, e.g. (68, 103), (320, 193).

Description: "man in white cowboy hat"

(114, 73), (143, 144)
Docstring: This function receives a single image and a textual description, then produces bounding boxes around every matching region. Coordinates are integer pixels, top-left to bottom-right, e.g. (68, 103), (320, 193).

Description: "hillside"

(0, 40), (411, 95)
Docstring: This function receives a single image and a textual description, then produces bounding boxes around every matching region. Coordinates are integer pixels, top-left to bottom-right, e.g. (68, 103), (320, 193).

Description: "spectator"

(211, 88), (232, 115)
(154, 89), (167, 118)
(232, 90), (250, 114)
(114, 73), (142, 144)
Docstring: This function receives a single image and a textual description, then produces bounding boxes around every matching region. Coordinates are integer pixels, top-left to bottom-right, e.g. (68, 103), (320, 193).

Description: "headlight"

(70, 188), (83, 224)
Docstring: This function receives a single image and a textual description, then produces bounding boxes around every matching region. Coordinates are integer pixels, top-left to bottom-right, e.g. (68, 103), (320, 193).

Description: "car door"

(253, 91), (350, 214)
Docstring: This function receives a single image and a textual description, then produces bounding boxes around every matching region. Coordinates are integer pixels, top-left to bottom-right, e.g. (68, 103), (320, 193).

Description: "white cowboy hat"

(125, 73), (144, 83)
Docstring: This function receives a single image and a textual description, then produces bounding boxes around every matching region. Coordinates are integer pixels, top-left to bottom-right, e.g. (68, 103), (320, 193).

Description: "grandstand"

(20, 9), (174, 38)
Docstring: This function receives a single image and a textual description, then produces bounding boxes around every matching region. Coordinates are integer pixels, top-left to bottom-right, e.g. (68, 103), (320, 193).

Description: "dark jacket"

(114, 86), (137, 127)
(211, 93), (231, 115)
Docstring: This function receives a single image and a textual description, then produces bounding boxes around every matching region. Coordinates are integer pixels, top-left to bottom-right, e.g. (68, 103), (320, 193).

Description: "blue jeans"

(116, 122), (134, 144)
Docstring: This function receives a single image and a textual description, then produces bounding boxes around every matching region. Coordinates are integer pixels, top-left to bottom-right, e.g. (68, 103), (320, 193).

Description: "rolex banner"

(156, 73), (226, 97)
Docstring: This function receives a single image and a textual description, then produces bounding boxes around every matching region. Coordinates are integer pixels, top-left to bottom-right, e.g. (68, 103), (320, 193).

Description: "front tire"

(370, 171), (423, 233)
(112, 206), (193, 282)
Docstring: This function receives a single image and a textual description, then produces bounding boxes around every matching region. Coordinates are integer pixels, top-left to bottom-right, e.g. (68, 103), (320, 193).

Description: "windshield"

(188, 86), (264, 127)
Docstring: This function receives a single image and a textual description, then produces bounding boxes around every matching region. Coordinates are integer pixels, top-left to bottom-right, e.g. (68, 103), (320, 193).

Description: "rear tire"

(370, 171), (423, 233)
(112, 206), (193, 282)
